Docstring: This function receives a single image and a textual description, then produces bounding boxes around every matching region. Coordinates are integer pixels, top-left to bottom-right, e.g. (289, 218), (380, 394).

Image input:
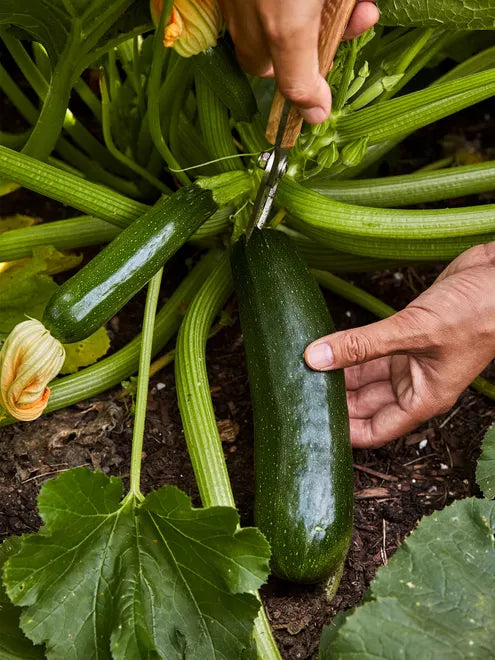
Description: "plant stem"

(307, 160), (495, 208)
(0, 145), (147, 226)
(312, 269), (495, 402)
(100, 73), (171, 194)
(127, 270), (163, 500)
(21, 32), (80, 159)
(148, 1), (191, 186)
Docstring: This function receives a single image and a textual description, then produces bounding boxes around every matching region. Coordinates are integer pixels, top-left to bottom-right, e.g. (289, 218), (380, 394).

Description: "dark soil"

(0, 88), (494, 658)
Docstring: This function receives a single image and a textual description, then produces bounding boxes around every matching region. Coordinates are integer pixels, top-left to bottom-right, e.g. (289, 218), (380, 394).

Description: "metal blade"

(245, 101), (290, 240)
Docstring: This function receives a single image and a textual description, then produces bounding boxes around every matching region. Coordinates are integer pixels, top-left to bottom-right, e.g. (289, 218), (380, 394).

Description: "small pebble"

(419, 438), (428, 450)
(156, 382), (166, 391)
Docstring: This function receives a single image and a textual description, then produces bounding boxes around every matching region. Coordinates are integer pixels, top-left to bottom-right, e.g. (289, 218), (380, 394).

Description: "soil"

(0, 83), (494, 659)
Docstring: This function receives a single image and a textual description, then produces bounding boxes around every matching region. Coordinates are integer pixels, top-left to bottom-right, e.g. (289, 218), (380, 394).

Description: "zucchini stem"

(126, 270), (164, 501)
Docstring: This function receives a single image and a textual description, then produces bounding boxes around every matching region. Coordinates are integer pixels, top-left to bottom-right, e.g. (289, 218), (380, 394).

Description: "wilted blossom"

(150, 0), (222, 57)
(0, 320), (65, 421)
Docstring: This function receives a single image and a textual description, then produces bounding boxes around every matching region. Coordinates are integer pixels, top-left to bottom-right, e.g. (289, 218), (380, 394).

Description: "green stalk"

(195, 73), (242, 172)
(279, 177), (495, 239)
(312, 269), (495, 402)
(73, 77), (102, 121)
(433, 45), (495, 86)
(0, 68), (139, 196)
(127, 270), (163, 500)
(307, 160), (495, 208)
(333, 39), (358, 112)
(174, 252), (281, 660)
(100, 73), (171, 194)
(0, 251), (220, 427)
(21, 32), (80, 158)
(277, 226), (413, 271)
(0, 131), (30, 150)
(1, 32), (130, 177)
(0, 145), (147, 227)
(335, 68), (495, 146)
(0, 216), (120, 261)
(148, 1), (191, 186)
(175, 252), (234, 507)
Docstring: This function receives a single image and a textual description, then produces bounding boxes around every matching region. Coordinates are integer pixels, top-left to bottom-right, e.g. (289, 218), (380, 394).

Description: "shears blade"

(245, 101), (290, 240)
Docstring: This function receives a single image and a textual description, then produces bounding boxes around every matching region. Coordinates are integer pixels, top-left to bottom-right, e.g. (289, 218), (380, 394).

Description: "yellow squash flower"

(151, 0), (222, 57)
(0, 320), (65, 422)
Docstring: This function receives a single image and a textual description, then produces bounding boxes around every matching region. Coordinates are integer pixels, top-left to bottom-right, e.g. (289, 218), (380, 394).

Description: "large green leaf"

(321, 498), (495, 659)
(3, 467), (270, 659)
(477, 424), (495, 499)
(378, 0), (495, 29)
(0, 246), (81, 339)
(0, 537), (45, 659)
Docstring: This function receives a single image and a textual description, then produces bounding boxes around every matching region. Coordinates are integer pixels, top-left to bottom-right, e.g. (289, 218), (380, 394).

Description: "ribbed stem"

(279, 178), (495, 239)
(307, 160), (495, 208)
(313, 270), (495, 402)
(175, 252), (234, 507)
(0, 252), (220, 426)
(174, 251), (281, 660)
(195, 73), (242, 172)
(0, 217), (120, 261)
(335, 68), (495, 146)
(0, 145), (147, 227)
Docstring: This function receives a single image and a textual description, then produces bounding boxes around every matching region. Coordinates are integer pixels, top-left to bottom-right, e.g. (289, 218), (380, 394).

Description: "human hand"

(305, 243), (495, 448)
(218, 0), (379, 124)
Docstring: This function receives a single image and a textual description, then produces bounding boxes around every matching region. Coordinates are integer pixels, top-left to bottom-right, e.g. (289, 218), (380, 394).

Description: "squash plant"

(0, 0), (494, 656)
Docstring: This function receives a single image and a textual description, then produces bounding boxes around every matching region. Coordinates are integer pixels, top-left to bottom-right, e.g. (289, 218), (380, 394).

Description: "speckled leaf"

(321, 498), (495, 659)
(3, 467), (270, 660)
(378, 0), (495, 29)
(0, 247), (82, 339)
(0, 537), (44, 659)
(477, 424), (495, 499)
(61, 326), (110, 374)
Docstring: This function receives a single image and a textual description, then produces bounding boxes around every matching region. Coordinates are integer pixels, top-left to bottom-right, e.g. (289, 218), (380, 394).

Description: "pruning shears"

(245, 0), (356, 239)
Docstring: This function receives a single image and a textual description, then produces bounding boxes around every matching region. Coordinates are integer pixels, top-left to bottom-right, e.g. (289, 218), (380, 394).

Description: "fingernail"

(299, 105), (328, 124)
(305, 342), (334, 370)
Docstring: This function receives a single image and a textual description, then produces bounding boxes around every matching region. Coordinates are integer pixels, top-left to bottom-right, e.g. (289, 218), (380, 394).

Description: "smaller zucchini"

(43, 186), (217, 344)
(193, 39), (258, 122)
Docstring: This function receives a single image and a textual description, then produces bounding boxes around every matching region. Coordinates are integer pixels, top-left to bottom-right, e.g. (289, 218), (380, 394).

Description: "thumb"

(304, 310), (427, 371)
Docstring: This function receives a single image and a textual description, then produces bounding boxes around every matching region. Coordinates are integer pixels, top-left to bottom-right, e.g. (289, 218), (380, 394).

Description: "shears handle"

(265, 0), (357, 148)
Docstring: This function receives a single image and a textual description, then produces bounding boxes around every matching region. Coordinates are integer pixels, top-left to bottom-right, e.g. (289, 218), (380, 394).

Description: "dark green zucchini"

(43, 186), (217, 344)
(193, 39), (258, 122)
(231, 229), (353, 584)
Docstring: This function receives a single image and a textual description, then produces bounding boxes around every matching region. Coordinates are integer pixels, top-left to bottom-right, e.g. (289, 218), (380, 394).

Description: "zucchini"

(43, 186), (217, 344)
(193, 39), (258, 122)
(232, 229), (353, 584)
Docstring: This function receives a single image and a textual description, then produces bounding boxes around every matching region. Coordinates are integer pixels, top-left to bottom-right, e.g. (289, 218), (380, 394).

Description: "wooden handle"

(265, 0), (356, 148)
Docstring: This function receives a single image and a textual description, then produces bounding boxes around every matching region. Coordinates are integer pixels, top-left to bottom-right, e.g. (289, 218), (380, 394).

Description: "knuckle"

(340, 333), (373, 364)
(279, 84), (315, 106)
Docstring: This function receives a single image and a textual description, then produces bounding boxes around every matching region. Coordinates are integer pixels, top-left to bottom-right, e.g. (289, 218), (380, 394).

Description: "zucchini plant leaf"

(476, 424), (495, 499)
(61, 326), (111, 374)
(0, 247), (82, 339)
(3, 467), (270, 659)
(0, 537), (45, 659)
(378, 0), (495, 29)
(320, 497), (495, 659)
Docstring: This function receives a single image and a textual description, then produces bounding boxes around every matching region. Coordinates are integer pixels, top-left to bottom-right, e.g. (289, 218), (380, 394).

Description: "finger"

(347, 380), (396, 419)
(344, 357), (391, 390)
(305, 308), (431, 371)
(350, 402), (424, 448)
(261, 3), (332, 123)
(219, 2), (272, 76)
(343, 2), (380, 40)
